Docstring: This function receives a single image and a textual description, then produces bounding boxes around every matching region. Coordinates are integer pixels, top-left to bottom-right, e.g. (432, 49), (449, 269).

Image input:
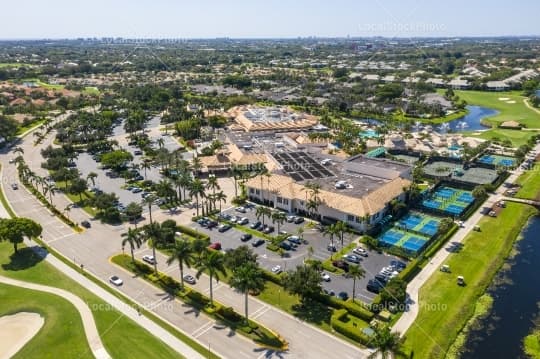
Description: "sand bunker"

(498, 97), (510, 101)
(506, 100), (516, 104)
(0, 312), (44, 358)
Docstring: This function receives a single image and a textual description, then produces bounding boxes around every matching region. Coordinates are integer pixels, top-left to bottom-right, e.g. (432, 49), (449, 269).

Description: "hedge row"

(317, 294), (374, 322)
(330, 309), (371, 346)
(176, 225), (210, 241)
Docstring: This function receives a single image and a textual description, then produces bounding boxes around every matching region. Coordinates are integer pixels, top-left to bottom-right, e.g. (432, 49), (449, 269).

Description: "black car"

(218, 224), (232, 233)
(206, 221), (218, 229)
(262, 225), (275, 234)
(252, 239), (265, 247)
(81, 220), (91, 228)
(327, 244), (337, 252)
(332, 260), (349, 272)
(367, 280), (384, 294)
(279, 241), (292, 250)
(337, 291), (349, 301)
(374, 274), (388, 285)
(293, 217), (305, 224)
(240, 234), (252, 242)
(250, 221), (262, 230)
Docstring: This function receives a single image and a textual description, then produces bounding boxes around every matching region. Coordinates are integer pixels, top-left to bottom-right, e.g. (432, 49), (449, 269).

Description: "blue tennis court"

(422, 199), (442, 209)
(479, 154), (516, 167)
(457, 193), (474, 203)
(446, 204), (466, 215)
(420, 220), (439, 236)
(402, 237), (427, 252)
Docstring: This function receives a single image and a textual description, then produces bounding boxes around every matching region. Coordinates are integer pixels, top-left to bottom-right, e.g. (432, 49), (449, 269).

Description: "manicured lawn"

(465, 128), (540, 147)
(455, 90), (540, 128)
(0, 283), (93, 359)
(524, 330), (540, 358)
(515, 167), (540, 201)
(0, 63), (30, 68)
(0, 242), (184, 359)
(16, 119), (46, 135)
(403, 202), (538, 358)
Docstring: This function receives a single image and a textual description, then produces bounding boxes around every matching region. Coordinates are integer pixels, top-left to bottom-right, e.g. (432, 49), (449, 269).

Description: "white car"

(142, 255), (156, 265)
(237, 217), (249, 225)
(321, 272), (331, 282)
(109, 275), (123, 286)
(271, 265), (282, 274)
(235, 206), (247, 213)
(352, 247), (368, 257)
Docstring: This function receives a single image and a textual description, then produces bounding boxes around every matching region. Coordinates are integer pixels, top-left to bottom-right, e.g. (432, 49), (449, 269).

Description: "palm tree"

(141, 158), (152, 180)
(348, 265), (365, 302)
(142, 195), (156, 224)
(156, 137), (165, 149)
(189, 179), (206, 216)
(166, 239), (194, 289)
(206, 175), (220, 211)
(141, 222), (162, 274)
(86, 172), (98, 187)
(323, 224), (339, 254)
(271, 211), (287, 233)
(256, 206), (271, 226)
(13, 146), (24, 156)
(368, 327), (404, 359)
(121, 228), (143, 263)
(64, 204), (72, 220)
(191, 156), (202, 175)
(230, 262), (265, 323)
(215, 191), (227, 212)
(195, 250), (227, 306)
(334, 221), (348, 249)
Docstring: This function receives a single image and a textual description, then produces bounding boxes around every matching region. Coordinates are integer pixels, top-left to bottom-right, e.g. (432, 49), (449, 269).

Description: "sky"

(1, 0), (539, 39)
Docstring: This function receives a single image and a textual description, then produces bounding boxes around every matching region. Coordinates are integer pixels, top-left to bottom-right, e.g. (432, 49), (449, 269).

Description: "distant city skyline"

(1, 0), (539, 39)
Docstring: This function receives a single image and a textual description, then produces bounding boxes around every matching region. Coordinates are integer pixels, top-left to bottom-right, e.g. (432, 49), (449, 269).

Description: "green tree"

(141, 222), (163, 274)
(224, 245), (258, 269)
(256, 206), (271, 226)
(0, 218), (42, 253)
(167, 239), (194, 289)
(69, 177), (88, 202)
(283, 264), (322, 305)
(380, 278), (407, 307)
(101, 150), (133, 171)
(125, 202), (143, 224)
(230, 262), (265, 322)
(195, 250), (227, 306)
(189, 178), (206, 216)
(271, 211), (287, 233)
(348, 265), (365, 302)
(121, 228), (143, 263)
(368, 326), (404, 359)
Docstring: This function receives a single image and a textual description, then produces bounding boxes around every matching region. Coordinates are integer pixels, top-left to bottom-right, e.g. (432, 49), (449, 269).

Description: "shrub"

(217, 306), (243, 323)
(177, 225), (210, 241)
(261, 270), (283, 285)
(266, 243), (279, 252)
(330, 309), (371, 345)
(317, 294), (375, 321)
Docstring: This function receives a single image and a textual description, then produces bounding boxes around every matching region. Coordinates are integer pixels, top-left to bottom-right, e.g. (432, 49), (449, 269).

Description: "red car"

(208, 242), (222, 250)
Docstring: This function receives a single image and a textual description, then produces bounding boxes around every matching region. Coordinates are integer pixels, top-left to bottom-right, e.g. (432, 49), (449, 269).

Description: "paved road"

(0, 275), (112, 359)
(393, 143), (540, 336)
(1, 119), (371, 358)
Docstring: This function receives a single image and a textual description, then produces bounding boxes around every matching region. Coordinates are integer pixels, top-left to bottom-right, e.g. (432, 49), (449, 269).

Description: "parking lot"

(190, 203), (406, 302)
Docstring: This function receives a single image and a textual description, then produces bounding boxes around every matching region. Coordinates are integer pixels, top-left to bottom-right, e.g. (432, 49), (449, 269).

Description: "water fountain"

(438, 122), (450, 133)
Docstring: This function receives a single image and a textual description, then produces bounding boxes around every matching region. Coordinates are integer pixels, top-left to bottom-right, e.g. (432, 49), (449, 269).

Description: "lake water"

(461, 216), (540, 359)
(442, 105), (499, 132)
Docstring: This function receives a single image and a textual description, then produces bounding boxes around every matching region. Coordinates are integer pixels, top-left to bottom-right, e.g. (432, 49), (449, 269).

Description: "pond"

(461, 216), (540, 359)
(442, 105), (499, 132)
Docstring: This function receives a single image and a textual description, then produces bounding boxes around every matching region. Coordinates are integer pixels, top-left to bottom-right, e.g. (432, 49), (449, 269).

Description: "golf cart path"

(393, 142), (540, 335)
(0, 275), (111, 359)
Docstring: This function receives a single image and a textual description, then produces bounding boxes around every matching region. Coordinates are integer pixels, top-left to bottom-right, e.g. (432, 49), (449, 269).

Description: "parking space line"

(191, 321), (214, 337)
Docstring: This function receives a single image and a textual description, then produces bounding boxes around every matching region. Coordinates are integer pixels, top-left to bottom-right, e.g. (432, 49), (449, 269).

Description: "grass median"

(402, 202), (538, 358)
(515, 167), (540, 201)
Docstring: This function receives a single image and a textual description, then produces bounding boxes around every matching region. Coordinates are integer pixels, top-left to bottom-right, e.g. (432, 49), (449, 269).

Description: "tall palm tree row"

(167, 239), (194, 289)
(121, 228), (143, 263)
(189, 178), (206, 216)
(230, 261), (265, 323)
(195, 249), (227, 306)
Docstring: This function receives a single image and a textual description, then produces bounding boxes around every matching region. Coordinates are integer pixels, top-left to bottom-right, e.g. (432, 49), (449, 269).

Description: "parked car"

(134, 150), (143, 155)
(321, 272), (331, 282)
(206, 221), (218, 229)
(287, 235), (302, 244)
(327, 244), (337, 252)
(208, 242), (222, 250)
(343, 254), (361, 264)
(218, 224), (232, 233)
(197, 217), (209, 226)
(390, 260), (406, 271)
(237, 217), (249, 225)
(271, 265), (282, 274)
(109, 275), (123, 286)
(332, 260), (349, 272)
(352, 247), (368, 257)
(286, 215), (296, 223)
(279, 241), (292, 250)
(81, 220), (91, 229)
(293, 217), (305, 224)
(262, 225), (275, 234)
(337, 292), (349, 301)
(11, 183), (18, 190)
(366, 280), (383, 293)
(131, 187), (142, 193)
(250, 221), (262, 230)
(235, 206), (247, 213)
(183, 274), (196, 285)
(374, 274), (388, 284)
(252, 239), (265, 247)
(240, 234), (252, 242)
(142, 255), (156, 265)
